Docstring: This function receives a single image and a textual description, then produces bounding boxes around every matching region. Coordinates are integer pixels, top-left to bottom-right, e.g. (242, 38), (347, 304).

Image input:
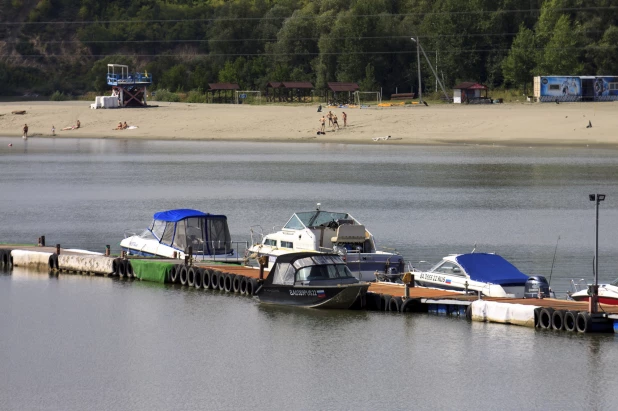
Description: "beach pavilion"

(208, 83), (240, 104)
(265, 81), (314, 102)
(326, 82), (359, 105)
(452, 82), (489, 104)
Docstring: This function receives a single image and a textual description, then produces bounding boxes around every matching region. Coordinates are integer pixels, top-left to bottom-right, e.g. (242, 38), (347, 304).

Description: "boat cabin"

(430, 253), (529, 287)
(142, 209), (232, 255)
(265, 253), (359, 286)
(262, 210), (375, 253)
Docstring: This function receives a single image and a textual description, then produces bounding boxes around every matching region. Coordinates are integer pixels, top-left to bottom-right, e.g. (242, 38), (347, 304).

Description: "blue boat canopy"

(455, 253), (529, 285)
(153, 209), (226, 222)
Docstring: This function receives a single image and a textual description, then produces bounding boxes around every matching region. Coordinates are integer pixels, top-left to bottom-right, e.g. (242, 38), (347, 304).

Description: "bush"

(49, 90), (69, 101)
(153, 89), (180, 102)
(186, 90), (207, 103)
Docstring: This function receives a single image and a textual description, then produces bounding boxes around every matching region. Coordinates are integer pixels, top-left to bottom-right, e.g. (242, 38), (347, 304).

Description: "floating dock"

(2, 244), (617, 334)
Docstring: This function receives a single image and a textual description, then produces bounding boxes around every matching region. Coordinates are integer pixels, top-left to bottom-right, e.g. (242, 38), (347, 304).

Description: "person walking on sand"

(319, 115), (326, 133)
(51, 125), (55, 136)
(22, 124), (28, 139)
(332, 114), (339, 130)
(342, 112), (347, 127)
(327, 111), (333, 127)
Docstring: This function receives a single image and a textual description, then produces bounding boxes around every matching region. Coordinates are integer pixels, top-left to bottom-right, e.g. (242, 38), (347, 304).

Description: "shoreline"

(1, 100), (617, 149)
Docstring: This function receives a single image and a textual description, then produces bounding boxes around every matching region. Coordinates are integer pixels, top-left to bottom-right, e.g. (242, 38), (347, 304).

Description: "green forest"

(1, 0), (617, 97)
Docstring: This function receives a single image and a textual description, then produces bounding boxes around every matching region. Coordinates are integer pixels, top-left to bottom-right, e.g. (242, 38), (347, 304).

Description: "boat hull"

(257, 284), (369, 309)
(570, 295), (618, 305)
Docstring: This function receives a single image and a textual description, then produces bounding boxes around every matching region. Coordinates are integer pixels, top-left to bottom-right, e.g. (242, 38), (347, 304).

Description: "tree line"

(1, 0), (617, 97)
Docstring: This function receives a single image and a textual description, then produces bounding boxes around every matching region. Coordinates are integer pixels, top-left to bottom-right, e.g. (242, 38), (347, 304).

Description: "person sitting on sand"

(123, 121), (128, 129)
(76, 120), (81, 129)
(51, 125), (55, 136)
(115, 122), (123, 130)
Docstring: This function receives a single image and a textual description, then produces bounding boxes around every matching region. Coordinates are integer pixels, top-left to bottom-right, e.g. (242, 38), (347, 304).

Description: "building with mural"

(533, 76), (618, 102)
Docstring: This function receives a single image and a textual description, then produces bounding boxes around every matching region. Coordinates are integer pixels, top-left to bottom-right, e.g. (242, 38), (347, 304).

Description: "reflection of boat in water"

(247, 204), (404, 281)
(410, 253), (550, 299)
(255, 252), (369, 309)
(120, 209), (239, 261)
(568, 277), (618, 305)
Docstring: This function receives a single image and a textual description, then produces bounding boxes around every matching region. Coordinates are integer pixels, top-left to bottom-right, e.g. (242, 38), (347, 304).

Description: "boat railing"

(249, 225), (263, 245)
(194, 240), (249, 263)
(123, 230), (139, 239)
(569, 278), (588, 293)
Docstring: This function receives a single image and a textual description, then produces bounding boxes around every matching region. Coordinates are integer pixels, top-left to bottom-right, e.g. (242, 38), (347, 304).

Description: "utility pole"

(412, 37), (422, 103)
(589, 194), (605, 313)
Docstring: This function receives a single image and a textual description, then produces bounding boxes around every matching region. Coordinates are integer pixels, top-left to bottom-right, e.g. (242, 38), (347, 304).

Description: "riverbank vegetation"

(1, 0), (617, 97)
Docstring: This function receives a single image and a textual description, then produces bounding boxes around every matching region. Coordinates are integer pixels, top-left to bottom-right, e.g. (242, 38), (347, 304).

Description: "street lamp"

(411, 37), (422, 103)
(588, 193), (606, 313)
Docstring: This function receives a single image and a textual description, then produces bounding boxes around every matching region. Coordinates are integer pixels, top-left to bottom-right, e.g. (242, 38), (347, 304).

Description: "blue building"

(106, 64), (152, 107)
(533, 76), (618, 102)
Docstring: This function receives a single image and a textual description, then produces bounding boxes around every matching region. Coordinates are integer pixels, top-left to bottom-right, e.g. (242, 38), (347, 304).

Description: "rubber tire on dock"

(187, 266), (196, 287)
(217, 271), (226, 291)
(239, 276), (248, 295)
(117, 260), (127, 278)
(551, 310), (566, 331)
(48, 254), (59, 271)
(169, 265), (180, 284)
(388, 296), (402, 312)
(210, 271), (220, 290)
(179, 265), (189, 286)
(533, 307), (542, 328)
(112, 258), (123, 277)
(564, 311), (578, 332)
(193, 268), (203, 289)
(202, 269), (212, 289)
(232, 275), (242, 293)
(576, 312), (591, 333)
(465, 304), (472, 321)
(365, 293), (381, 311)
(246, 278), (258, 296)
(400, 298), (421, 313)
(224, 274), (234, 292)
(1, 249), (12, 267)
(380, 295), (392, 312)
(125, 260), (133, 278)
(539, 308), (554, 329)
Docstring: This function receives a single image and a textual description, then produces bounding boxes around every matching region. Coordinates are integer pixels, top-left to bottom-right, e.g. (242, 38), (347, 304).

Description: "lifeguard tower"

(106, 64), (152, 107)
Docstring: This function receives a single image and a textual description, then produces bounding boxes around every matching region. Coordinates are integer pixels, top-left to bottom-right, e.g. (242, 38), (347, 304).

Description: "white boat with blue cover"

(120, 209), (238, 261)
(413, 253), (530, 298)
(247, 205), (404, 281)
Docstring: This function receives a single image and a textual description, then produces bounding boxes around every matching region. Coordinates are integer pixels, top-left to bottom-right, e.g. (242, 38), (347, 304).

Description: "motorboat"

(120, 209), (239, 261)
(247, 204), (404, 281)
(568, 277), (618, 305)
(254, 252), (370, 309)
(411, 253), (541, 298)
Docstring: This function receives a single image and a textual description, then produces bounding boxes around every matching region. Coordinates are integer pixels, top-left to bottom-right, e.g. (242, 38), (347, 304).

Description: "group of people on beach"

(21, 121), (79, 139)
(318, 110), (347, 134)
(115, 121), (130, 130)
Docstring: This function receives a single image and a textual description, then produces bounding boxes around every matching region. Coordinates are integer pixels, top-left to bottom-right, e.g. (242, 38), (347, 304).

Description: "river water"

(1, 138), (617, 410)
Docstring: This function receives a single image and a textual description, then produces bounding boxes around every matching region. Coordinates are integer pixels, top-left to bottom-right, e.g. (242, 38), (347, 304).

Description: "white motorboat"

(568, 277), (618, 305)
(246, 205), (404, 281)
(120, 209), (240, 261)
(410, 253), (542, 298)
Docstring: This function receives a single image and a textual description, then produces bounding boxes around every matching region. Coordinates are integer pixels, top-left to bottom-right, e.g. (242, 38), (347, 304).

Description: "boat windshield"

(611, 277), (618, 287)
(271, 255), (352, 285)
(284, 211), (351, 229)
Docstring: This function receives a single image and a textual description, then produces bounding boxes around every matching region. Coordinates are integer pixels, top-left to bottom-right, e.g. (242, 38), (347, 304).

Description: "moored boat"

(247, 204), (404, 281)
(568, 277), (618, 305)
(120, 209), (239, 261)
(411, 252), (549, 299)
(255, 252), (370, 309)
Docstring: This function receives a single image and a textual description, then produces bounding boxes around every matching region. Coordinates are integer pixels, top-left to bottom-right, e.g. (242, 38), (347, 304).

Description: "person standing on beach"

(22, 124), (28, 139)
(332, 114), (339, 130)
(319, 115), (326, 133)
(342, 112), (347, 127)
(327, 111), (333, 127)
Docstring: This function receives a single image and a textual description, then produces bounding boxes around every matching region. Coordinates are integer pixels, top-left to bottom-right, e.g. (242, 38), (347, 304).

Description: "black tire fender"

(365, 292), (381, 311)
(232, 275), (242, 293)
(224, 274), (234, 292)
(239, 276), (248, 295)
(551, 310), (566, 331)
(169, 264), (180, 283)
(576, 311), (591, 333)
(48, 254), (59, 271)
(217, 271), (226, 291)
(246, 278), (258, 296)
(388, 296), (402, 312)
(193, 268), (203, 289)
(380, 294), (392, 311)
(210, 271), (220, 290)
(564, 311), (578, 332)
(187, 266), (196, 287)
(112, 258), (122, 276)
(539, 308), (554, 329)
(117, 259), (127, 278)
(202, 269), (212, 289)
(126, 260), (133, 278)
(179, 265), (189, 286)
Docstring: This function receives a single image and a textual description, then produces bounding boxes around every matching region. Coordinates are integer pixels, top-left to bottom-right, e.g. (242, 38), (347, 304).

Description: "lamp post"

(588, 193), (606, 313)
(411, 37), (422, 103)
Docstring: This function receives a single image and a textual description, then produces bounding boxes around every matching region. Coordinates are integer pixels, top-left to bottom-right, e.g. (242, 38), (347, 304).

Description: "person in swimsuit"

(342, 112), (347, 127)
(22, 124), (28, 139)
(76, 120), (81, 129)
(123, 122), (128, 129)
(332, 114), (339, 130)
(51, 125), (55, 136)
(327, 111), (333, 127)
(319, 116), (326, 133)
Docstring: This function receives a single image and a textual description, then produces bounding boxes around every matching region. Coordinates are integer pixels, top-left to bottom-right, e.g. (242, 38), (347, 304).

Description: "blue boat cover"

(153, 209), (216, 222)
(455, 253), (529, 285)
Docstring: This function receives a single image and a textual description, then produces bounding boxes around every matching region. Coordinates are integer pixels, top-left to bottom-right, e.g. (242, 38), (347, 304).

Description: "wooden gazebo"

(266, 81), (314, 102)
(326, 82), (359, 105)
(208, 83), (239, 104)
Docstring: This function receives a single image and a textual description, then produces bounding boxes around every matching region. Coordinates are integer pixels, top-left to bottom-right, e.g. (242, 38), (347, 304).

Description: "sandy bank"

(1, 100), (617, 147)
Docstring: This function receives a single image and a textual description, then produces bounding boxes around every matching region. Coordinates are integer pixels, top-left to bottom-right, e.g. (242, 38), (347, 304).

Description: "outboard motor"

(524, 276), (551, 299)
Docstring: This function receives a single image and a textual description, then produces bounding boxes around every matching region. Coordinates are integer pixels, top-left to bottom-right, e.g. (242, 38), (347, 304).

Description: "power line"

(1, 6), (617, 25)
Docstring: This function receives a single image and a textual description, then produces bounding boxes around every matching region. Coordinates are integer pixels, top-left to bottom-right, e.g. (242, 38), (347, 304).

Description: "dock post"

(258, 256), (268, 280)
(105, 245), (110, 256)
(589, 285), (599, 314)
(121, 250), (126, 259)
(185, 246), (193, 266)
(402, 272), (414, 299)
(38, 236), (46, 247)
(56, 244), (61, 255)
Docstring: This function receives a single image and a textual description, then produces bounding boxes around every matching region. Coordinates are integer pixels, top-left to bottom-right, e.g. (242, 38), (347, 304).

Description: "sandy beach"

(1, 100), (617, 147)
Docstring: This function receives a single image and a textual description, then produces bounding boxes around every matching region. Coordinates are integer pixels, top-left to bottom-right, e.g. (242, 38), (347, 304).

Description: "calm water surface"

(1, 138), (617, 410)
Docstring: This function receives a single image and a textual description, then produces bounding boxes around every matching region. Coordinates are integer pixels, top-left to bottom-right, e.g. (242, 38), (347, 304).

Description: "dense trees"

(1, 0), (617, 96)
